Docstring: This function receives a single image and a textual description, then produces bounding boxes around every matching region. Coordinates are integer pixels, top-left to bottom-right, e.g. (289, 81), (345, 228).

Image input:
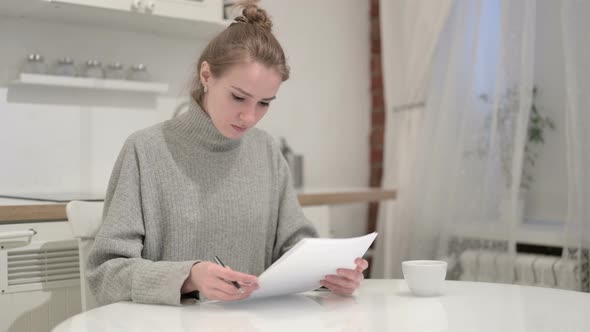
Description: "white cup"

(402, 260), (447, 297)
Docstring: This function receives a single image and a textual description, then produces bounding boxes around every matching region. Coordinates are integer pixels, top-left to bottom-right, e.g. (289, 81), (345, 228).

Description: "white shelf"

(12, 73), (169, 94)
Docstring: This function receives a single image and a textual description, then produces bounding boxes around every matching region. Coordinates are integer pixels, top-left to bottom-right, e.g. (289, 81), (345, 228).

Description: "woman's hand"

(320, 257), (369, 296)
(182, 261), (259, 301)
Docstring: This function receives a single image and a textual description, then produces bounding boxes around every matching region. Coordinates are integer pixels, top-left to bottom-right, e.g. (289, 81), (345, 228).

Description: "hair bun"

(234, 0), (273, 31)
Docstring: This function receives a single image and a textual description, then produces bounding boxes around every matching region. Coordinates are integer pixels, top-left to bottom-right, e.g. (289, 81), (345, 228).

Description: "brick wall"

(368, 0), (385, 236)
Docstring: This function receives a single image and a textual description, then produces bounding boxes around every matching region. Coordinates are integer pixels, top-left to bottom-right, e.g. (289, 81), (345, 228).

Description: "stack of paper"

(249, 232), (378, 299)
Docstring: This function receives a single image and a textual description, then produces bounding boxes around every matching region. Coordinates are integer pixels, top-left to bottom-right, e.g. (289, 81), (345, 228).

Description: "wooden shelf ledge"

(297, 189), (396, 206)
(0, 188), (396, 224)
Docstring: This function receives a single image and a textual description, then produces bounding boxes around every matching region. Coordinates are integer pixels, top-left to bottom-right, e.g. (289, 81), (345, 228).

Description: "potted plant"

(478, 86), (555, 191)
(472, 86), (555, 223)
(520, 87), (556, 190)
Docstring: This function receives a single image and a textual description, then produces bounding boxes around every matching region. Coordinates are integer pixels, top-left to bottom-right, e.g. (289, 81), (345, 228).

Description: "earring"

(203, 85), (208, 93)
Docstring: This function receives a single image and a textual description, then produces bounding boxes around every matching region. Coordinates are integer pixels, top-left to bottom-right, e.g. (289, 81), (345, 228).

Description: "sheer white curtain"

(374, 0), (537, 278)
(562, 0), (590, 291)
(372, 0), (453, 278)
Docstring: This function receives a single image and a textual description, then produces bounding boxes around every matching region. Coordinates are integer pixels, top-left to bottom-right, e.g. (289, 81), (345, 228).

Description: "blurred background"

(1, 0), (589, 331)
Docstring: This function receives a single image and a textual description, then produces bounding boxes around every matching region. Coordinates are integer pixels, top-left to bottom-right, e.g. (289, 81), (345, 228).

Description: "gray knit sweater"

(87, 101), (318, 306)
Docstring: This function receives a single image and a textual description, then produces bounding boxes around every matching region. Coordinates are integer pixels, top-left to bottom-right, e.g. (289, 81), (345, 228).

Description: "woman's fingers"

(214, 277), (259, 294)
(324, 273), (360, 290)
(212, 277), (244, 295)
(336, 268), (363, 281)
(203, 276), (258, 301)
(193, 262), (260, 301)
(216, 265), (259, 286)
(319, 258), (370, 297)
(355, 258), (369, 271)
(320, 279), (354, 296)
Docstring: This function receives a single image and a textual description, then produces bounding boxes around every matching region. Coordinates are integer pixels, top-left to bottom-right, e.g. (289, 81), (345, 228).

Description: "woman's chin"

(221, 129), (245, 140)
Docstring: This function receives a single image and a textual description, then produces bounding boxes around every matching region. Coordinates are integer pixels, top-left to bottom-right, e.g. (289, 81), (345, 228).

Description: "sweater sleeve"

(87, 137), (197, 306)
(272, 147), (319, 262)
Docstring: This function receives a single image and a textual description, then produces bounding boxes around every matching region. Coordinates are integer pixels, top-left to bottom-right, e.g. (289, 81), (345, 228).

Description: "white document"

(249, 232), (378, 299)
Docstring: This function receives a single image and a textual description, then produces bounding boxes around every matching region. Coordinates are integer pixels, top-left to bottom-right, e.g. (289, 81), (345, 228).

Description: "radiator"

(0, 221), (82, 332)
(443, 236), (589, 292)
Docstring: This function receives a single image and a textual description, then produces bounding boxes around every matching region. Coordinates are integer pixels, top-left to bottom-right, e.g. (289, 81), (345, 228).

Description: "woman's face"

(200, 60), (282, 139)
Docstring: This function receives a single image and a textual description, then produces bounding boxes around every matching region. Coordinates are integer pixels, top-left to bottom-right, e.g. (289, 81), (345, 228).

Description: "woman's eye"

(259, 101), (270, 107)
(232, 94), (245, 102)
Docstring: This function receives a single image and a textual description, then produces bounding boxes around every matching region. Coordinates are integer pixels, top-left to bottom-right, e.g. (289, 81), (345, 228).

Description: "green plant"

(477, 86), (555, 190)
(521, 87), (556, 190)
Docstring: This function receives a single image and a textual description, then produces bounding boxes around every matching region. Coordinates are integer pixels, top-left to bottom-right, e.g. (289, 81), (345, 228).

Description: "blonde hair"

(191, 0), (290, 104)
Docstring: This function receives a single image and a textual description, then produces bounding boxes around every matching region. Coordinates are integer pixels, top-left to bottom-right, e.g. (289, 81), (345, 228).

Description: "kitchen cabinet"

(46, 0), (143, 12)
(48, 0), (224, 23)
(0, 0), (230, 39)
(145, 0), (223, 22)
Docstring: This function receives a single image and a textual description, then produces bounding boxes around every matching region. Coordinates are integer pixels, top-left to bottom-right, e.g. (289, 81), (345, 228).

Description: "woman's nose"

(239, 105), (256, 124)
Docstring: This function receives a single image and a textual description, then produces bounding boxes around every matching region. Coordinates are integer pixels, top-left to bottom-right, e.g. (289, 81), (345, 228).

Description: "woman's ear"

(200, 61), (212, 86)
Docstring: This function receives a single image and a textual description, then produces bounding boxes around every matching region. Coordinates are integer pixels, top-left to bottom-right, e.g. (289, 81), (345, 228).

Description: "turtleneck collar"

(166, 99), (242, 152)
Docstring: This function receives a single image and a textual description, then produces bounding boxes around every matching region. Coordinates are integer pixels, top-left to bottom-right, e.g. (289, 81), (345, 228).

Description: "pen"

(214, 255), (243, 292)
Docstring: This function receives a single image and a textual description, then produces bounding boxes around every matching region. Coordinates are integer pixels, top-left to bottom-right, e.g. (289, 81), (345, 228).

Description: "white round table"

(53, 279), (590, 332)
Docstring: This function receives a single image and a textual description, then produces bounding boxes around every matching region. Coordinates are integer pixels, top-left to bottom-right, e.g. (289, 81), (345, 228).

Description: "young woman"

(87, 1), (368, 305)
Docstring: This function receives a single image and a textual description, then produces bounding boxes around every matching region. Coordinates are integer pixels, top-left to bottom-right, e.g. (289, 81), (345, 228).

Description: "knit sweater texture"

(87, 101), (318, 306)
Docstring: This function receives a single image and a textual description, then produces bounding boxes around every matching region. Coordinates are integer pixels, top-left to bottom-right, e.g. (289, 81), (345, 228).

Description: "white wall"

(0, 16), (200, 195)
(259, 0), (371, 237)
(0, 0), (370, 237)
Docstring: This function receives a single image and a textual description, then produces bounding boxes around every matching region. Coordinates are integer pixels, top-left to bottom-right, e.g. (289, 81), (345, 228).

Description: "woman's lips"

(232, 125), (247, 133)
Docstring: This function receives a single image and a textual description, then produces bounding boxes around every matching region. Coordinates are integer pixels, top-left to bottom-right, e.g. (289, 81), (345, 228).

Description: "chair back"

(65, 201), (104, 311)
